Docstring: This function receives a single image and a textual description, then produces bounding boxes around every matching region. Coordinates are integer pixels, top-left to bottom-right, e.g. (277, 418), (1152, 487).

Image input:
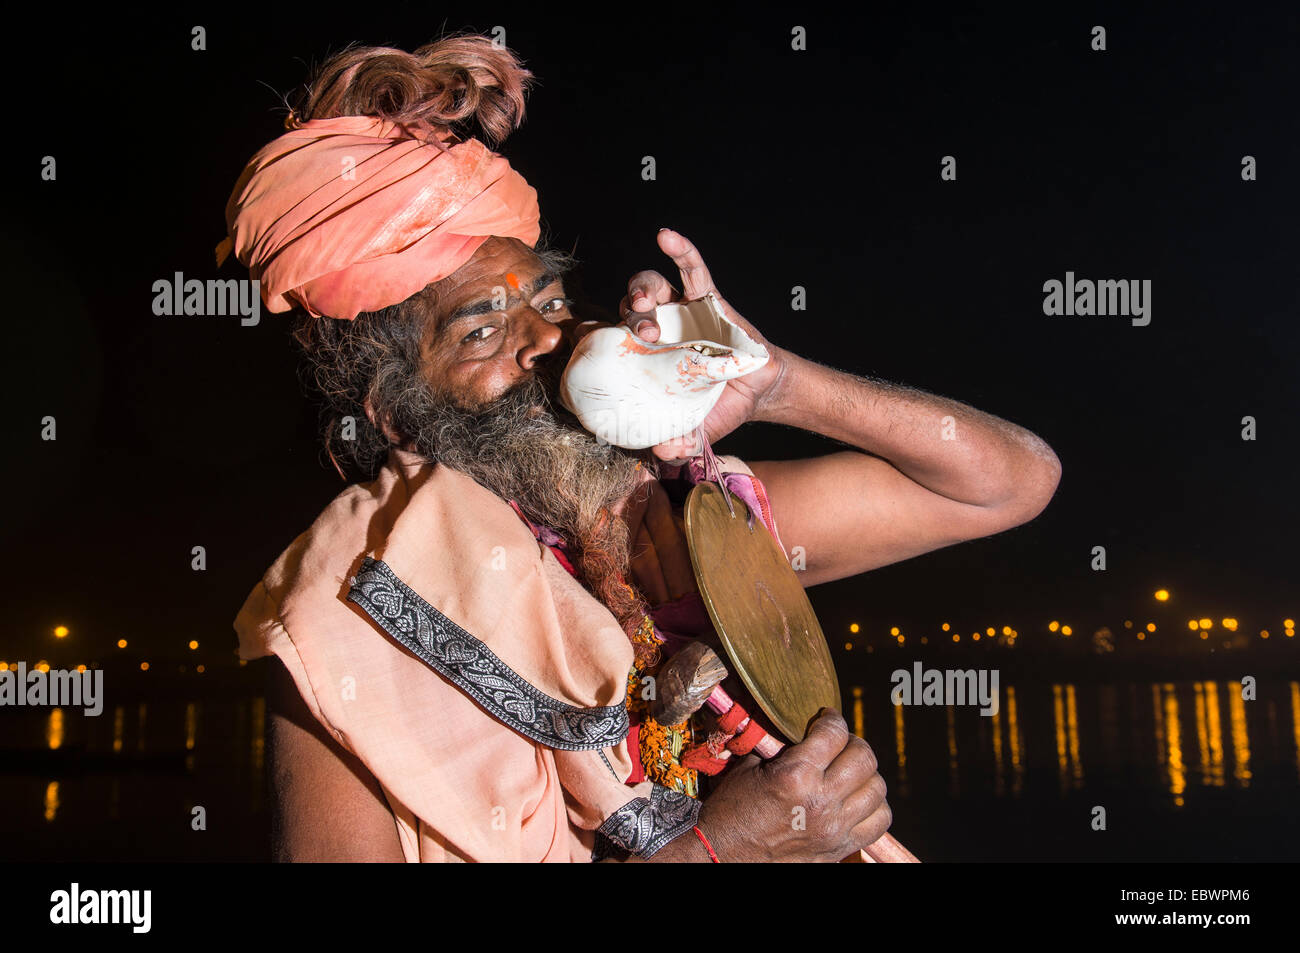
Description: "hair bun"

(296, 32), (533, 147)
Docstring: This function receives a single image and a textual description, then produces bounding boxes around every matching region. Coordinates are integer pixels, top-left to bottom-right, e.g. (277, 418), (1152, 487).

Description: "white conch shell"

(559, 293), (770, 449)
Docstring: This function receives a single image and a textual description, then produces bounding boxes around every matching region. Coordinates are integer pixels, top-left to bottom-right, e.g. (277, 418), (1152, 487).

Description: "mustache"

(411, 350), (646, 486)
(442, 363), (581, 442)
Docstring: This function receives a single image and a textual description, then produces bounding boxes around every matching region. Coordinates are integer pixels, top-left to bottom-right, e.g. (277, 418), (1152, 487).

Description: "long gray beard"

(404, 360), (654, 572)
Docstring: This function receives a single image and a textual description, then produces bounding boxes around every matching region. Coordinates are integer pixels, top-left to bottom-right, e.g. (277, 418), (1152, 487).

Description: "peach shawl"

(233, 448), (741, 861)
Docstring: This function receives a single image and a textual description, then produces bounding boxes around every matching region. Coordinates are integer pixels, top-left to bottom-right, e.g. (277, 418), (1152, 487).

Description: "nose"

(517, 307), (565, 371)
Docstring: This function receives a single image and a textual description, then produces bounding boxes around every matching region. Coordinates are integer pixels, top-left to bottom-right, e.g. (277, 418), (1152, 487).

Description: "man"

(223, 34), (1061, 862)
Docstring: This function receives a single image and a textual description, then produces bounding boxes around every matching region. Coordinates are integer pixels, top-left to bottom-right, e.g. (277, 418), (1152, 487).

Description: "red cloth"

(624, 724), (644, 784)
(726, 718), (766, 756)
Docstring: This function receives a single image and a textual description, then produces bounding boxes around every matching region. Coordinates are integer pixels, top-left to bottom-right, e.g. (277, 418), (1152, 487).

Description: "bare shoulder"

(266, 657), (406, 862)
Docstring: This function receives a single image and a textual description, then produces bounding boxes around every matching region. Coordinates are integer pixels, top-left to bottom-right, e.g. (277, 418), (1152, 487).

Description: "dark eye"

(541, 296), (574, 315)
(462, 326), (499, 344)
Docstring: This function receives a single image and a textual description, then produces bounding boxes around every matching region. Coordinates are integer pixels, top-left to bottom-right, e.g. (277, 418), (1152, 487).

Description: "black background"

(4, 3), (1297, 666)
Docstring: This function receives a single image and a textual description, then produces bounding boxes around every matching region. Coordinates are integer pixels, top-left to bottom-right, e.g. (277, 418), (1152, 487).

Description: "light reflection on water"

(7, 679), (1300, 859)
(1292, 682), (1300, 776)
(1051, 684), (1083, 792)
(1006, 685), (1023, 795)
(893, 702), (907, 796)
(1229, 688), (1252, 786)
(44, 781), (59, 822)
(849, 679), (1300, 805)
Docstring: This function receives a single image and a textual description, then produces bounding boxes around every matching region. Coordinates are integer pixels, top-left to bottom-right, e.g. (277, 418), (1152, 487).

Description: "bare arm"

(266, 657), (406, 862)
(748, 352), (1062, 587)
(617, 229), (1062, 588)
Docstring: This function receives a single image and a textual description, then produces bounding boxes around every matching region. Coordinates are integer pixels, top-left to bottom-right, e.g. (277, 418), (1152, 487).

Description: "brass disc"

(683, 481), (841, 743)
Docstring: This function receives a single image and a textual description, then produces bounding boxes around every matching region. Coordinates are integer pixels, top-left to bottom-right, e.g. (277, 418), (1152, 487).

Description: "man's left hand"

(617, 228), (787, 463)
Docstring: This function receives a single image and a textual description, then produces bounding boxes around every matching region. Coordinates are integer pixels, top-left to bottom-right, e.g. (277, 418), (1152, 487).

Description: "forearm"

(755, 347), (1060, 511)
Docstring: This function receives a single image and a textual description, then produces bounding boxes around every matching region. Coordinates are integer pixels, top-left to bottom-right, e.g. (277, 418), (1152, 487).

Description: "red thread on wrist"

(693, 825), (720, 862)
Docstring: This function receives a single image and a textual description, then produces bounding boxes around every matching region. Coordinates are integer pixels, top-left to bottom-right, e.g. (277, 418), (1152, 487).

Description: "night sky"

(4, 5), (1297, 667)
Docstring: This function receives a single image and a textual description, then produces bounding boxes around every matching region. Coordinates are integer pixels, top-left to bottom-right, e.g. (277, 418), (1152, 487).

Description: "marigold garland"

(625, 610), (699, 798)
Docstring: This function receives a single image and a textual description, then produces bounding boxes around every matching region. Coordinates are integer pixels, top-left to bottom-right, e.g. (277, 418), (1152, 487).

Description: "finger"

(838, 772), (888, 828)
(627, 269), (679, 309)
(847, 802), (894, 854)
(619, 270), (678, 340)
(777, 707), (852, 773)
(658, 228), (716, 301)
(823, 735), (879, 794)
(619, 312), (660, 342)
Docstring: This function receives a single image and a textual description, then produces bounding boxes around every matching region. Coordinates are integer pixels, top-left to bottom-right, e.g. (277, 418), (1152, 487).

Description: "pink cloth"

(216, 116), (540, 320)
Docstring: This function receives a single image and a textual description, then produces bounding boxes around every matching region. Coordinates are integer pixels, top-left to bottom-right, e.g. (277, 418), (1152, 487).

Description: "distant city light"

(941, 623), (950, 632)
(844, 642), (853, 651)
(973, 633), (981, 641)
(1154, 589), (1170, 602)
(140, 662), (150, 671)
(1222, 618), (1238, 631)
(1146, 623), (1156, 632)
(890, 626), (900, 636)
(952, 634), (960, 643)
(1049, 621), (1060, 632)
(1188, 620), (1199, 631)
(1061, 625), (1073, 636)
(849, 623), (860, 634)
(117, 639), (128, 649)
(188, 640), (199, 650)
(53, 626), (69, 639)
(1198, 618), (1213, 630)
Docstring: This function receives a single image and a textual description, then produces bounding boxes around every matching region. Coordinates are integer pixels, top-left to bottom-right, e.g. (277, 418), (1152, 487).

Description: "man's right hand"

(694, 707), (892, 862)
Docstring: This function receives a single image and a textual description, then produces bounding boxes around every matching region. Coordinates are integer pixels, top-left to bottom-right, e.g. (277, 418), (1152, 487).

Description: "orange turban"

(216, 116), (541, 320)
